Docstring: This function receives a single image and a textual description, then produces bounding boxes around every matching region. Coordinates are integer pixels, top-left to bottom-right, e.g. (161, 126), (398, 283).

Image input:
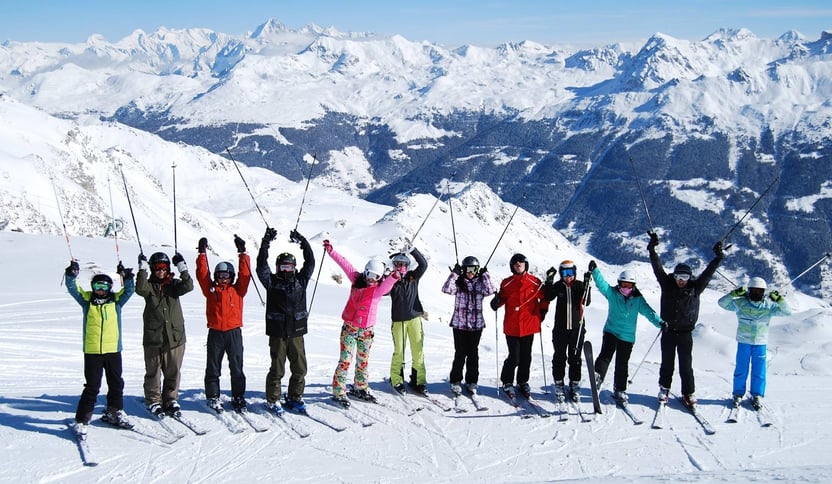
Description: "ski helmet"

(461, 255), (480, 274)
(149, 252), (171, 271)
(364, 259), (386, 281)
(618, 270), (637, 284)
(673, 263), (692, 276)
(509, 253), (528, 273)
(390, 253), (411, 268)
(748, 277), (767, 289)
(214, 261), (236, 282)
(559, 260), (577, 277)
(91, 273), (113, 290)
(276, 252), (297, 271)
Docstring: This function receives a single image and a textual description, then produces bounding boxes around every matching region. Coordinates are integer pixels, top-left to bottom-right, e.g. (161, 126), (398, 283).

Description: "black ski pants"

(204, 328), (246, 399)
(500, 334), (534, 386)
(594, 331), (634, 392)
(449, 328), (483, 384)
(659, 330), (695, 396)
(76, 352), (124, 424)
(552, 324), (585, 383)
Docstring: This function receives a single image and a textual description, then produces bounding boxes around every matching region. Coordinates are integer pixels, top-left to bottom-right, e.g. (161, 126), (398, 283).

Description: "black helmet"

(461, 256), (480, 274)
(214, 261), (236, 282)
(509, 253), (528, 273)
(149, 252), (171, 270)
(673, 263), (692, 276)
(276, 252), (296, 271)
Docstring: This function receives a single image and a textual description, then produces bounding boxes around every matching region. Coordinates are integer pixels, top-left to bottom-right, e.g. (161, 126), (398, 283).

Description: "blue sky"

(3, 0), (832, 47)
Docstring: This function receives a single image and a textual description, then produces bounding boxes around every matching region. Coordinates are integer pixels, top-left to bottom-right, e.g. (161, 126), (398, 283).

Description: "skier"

(195, 235), (251, 413)
(64, 260), (135, 435)
(589, 260), (665, 402)
(256, 227), (315, 415)
(717, 277), (791, 409)
(441, 256), (496, 395)
(543, 260), (591, 402)
(648, 233), (724, 407)
(135, 251), (194, 417)
(490, 253), (549, 399)
(388, 245), (428, 395)
(324, 239), (399, 407)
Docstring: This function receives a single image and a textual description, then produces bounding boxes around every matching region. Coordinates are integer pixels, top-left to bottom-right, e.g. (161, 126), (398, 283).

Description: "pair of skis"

(452, 389), (489, 413)
(651, 398), (716, 434)
(726, 397), (774, 427)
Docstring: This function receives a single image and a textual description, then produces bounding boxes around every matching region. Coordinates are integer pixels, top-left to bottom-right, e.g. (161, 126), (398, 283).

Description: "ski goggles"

(278, 263), (296, 272)
(393, 261), (409, 268)
(153, 263), (169, 272)
(91, 281), (111, 291)
(674, 273), (691, 281)
(215, 271), (232, 280)
(365, 271), (382, 282)
(464, 266), (479, 274)
(560, 268), (576, 278)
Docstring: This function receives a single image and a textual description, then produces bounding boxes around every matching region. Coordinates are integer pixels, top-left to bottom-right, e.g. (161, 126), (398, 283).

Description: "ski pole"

(307, 245), (328, 313)
(449, 195), (459, 265)
(225, 147), (270, 227)
(234, 235), (265, 306)
(50, 173), (75, 262)
(483, 193), (526, 269)
(294, 153), (318, 233)
(572, 271), (593, 359)
(718, 175), (780, 247)
(628, 157), (655, 234)
(628, 327), (662, 384)
(495, 309), (500, 396)
(410, 172), (456, 243)
(172, 161), (178, 252)
(786, 252), (831, 287)
(118, 163), (144, 255)
(106, 173), (121, 267)
(539, 323), (548, 393)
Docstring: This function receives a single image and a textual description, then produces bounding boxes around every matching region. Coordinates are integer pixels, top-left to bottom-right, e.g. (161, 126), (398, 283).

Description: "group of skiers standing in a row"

(64, 227), (791, 433)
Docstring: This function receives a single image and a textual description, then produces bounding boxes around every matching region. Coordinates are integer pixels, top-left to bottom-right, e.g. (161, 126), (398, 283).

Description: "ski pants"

(500, 334), (535, 386)
(390, 317), (426, 387)
(552, 323), (585, 383)
(143, 343), (185, 406)
(658, 330), (695, 395)
(265, 335), (307, 403)
(76, 352), (124, 424)
(449, 328), (483, 385)
(733, 342), (767, 398)
(332, 323), (374, 397)
(204, 328), (246, 400)
(594, 331), (634, 392)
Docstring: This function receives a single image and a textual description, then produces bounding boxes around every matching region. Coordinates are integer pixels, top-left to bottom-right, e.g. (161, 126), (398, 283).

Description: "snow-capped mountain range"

(1, 19), (831, 295)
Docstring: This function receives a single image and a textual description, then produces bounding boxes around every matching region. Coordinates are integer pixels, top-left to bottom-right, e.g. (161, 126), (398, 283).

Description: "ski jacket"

(592, 267), (663, 343)
(196, 252), (251, 332)
(389, 247), (427, 322)
(493, 272), (549, 337)
(65, 273), (134, 354)
(717, 292), (792, 345)
(543, 278), (588, 331)
(329, 247), (398, 328)
(256, 236), (315, 338)
(441, 270), (496, 331)
(650, 247), (722, 332)
(135, 268), (194, 349)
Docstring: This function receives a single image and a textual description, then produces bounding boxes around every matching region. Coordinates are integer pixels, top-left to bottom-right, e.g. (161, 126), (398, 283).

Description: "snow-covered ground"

(1, 221), (831, 482)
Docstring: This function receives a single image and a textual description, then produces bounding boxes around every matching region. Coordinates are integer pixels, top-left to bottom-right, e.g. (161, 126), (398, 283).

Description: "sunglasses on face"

(393, 261), (409, 268)
(619, 282), (635, 289)
(215, 271), (232, 280)
(91, 281), (110, 291)
(674, 273), (691, 281)
(561, 269), (576, 278)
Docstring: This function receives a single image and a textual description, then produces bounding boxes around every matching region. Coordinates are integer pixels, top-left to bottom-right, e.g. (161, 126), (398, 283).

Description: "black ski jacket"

(649, 247), (722, 332)
(256, 236), (315, 338)
(389, 247), (427, 322)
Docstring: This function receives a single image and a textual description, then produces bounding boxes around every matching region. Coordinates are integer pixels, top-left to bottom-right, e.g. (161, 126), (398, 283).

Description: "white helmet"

(618, 270), (637, 284)
(364, 259), (386, 281)
(748, 277), (767, 289)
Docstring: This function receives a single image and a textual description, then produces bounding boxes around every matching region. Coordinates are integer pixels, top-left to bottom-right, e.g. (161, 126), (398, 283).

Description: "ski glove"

(545, 266), (557, 284)
(263, 227), (278, 243)
(289, 229), (305, 244)
(769, 290), (784, 303)
(480, 266), (487, 274)
(588, 260), (597, 272)
(197, 237), (209, 254)
(730, 287), (747, 297)
(234, 234), (246, 253)
(489, 295), (501, 311)
(647, 232), (659, 251)
(713, 240), (725, 258)
(451, 263), (462, 275)
(172, 252), (187, 273)
(323, 240), (333, 254)
(65, 260), (79, 277)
